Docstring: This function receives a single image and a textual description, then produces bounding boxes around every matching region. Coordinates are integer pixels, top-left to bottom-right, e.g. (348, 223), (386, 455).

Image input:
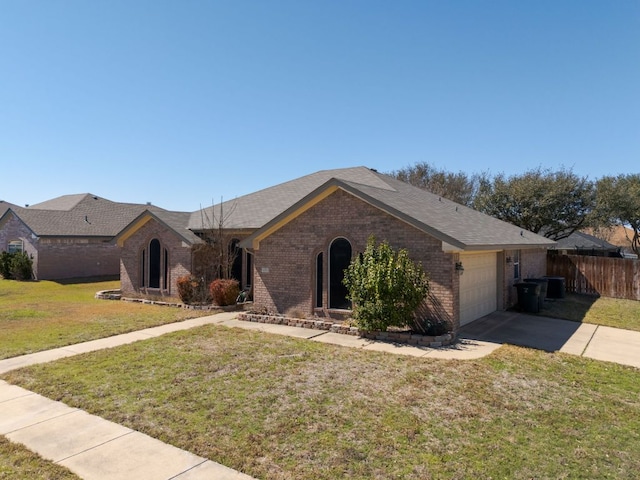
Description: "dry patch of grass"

(4, 325), (640, 479)
(540, 293), (640, 331)
(0, 279), (203, 359)
(0, 436), (79, 479)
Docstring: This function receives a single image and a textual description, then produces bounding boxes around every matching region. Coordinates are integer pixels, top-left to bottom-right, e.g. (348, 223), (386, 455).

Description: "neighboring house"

(550, 231), (622, 257)
(116, 167), (555, 331)
(0, 194), (166, 280)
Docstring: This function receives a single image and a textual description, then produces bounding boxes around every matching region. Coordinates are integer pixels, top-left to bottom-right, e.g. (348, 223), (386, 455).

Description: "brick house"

(0, 194), (166, 280)
(116, 167), (555, 332)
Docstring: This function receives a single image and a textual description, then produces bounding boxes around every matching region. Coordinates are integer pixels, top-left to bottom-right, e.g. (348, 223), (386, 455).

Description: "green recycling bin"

(524, 278), (548, 310)
(544, 276), (566, 299)
(516, 282), (541, 313)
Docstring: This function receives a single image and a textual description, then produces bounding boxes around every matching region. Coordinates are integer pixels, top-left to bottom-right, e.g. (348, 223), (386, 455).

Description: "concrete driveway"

(460, 310), (640, 369)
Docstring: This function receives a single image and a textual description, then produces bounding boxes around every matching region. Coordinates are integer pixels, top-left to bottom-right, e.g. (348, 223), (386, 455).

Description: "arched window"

(329, 238), (352, 310)
(229, 238), (242, 282)
(140, 238), (169, 290)
(315, 252), (323, 308)
(149, 239), (161, 288)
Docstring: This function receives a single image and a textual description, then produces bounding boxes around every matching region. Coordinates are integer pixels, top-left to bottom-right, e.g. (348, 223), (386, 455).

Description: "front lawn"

(0, 279), (203, 359)
(3, 325), (640, 480)
(539, 293), (640, 331)
(0, 436), (79, 479)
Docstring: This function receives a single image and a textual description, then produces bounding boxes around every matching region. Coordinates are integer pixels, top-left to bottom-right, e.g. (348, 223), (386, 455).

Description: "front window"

(8, 240), (23, 254)
(229, 238), (242, 281)
(329, 238), (352, 309)
(513, 250), (521, 280)
(315, 252), (323, 308)
(140, 238), (169, 290)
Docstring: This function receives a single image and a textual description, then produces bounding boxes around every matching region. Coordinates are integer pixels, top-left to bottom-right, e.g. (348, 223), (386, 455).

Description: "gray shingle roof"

(3, 194), (169, 237)
(192, 166), (555, 251)
(188, 167), (397, 230)
(0, 200), (20, 217)
(554, 231), (618, 250)
(122, 209), (201, 245)
(27, 193), (96, 211)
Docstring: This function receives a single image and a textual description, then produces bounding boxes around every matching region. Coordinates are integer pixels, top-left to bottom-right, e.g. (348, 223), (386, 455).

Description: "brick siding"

(120, 218), (192, 297)
(0, 211), (119, 280)
(251, 189), (459, 328)
(501, 248), (548, 309)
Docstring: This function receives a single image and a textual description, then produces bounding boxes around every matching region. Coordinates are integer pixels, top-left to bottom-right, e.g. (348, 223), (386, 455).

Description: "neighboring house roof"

(0, 200), (20, 217)
(553, 231), (619, 251)
(0, 194), (169, 238)
(27, 193), (97, 211)
(237, 168), (556, 251)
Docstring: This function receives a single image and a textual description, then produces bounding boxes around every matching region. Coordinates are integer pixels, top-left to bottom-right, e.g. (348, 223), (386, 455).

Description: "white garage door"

(459, 252), (497, 326)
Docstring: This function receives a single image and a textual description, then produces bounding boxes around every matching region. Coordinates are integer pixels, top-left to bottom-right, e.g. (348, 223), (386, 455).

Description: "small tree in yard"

(343, 237), (429, 332)
(184, 198), (241, 304)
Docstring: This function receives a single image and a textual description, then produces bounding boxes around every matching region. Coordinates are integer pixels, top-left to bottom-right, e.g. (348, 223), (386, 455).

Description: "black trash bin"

(524, 278), (548, 310)
(544, 276), (566, 299)
(516, 282), (541, 313)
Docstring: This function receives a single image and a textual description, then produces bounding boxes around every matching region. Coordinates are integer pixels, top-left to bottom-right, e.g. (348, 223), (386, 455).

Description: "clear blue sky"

(2, 1), (638, 212)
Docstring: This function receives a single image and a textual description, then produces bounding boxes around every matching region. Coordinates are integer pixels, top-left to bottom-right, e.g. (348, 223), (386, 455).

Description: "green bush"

(0, 252), (33, 281)
(209, 278), (240, 306)
(343, 236), (429, 332)
(0, 252), (12, 279)
(176, 275), (209, 304)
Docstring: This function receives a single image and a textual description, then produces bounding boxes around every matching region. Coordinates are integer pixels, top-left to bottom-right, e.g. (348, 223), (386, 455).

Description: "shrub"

(176, 275), (209, 304)
(209, 278), (240, 306)
(0, 252), (12, 279)
(343, 236), (429, 332)
(11, 252), (33, 280)
(0, 251), (33, 281)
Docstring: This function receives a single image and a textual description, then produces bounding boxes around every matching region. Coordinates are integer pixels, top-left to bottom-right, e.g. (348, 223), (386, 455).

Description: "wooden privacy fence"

(547, 254), (640, 301)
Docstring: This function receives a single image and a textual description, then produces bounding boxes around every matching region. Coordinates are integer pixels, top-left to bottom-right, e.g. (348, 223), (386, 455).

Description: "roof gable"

(116, 209), (201, 247)
(240, 171), (556, 251)
(188, 167), (393, 230)
(0, 200), (21, 218)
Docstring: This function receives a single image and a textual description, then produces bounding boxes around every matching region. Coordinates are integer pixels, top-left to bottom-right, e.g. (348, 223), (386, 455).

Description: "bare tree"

(191, 198), (240, 290)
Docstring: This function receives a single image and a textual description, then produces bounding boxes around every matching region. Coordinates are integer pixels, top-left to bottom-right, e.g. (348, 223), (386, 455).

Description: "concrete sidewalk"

(460, 310), (640, 370)
(1, 309), (638, 480)
(0, 312), (255, 480)
(0, 311), (500, 480)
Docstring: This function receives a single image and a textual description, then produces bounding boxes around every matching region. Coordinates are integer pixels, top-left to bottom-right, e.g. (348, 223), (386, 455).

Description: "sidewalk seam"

(54, 430), (134, 463)
(580, 324), (599, 356)
(4, 407), (78, 435)
(167, 459), (209, 480)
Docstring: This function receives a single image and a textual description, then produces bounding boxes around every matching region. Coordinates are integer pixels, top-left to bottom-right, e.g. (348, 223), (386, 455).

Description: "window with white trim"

(8, 240), (23, 254)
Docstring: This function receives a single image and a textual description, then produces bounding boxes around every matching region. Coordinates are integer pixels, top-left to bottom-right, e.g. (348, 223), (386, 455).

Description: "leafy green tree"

(390, 162), (482, 206)
(343, 237), (429, 331)
(596, 174), (640, 255)
(473, 167), (595, 240)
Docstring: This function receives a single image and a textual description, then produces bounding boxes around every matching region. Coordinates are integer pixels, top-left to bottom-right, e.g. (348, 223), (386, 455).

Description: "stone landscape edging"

(237, 312), (455, 347)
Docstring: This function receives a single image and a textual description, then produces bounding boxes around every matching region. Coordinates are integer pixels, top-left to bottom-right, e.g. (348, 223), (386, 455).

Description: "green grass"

(4, 325), (640, 480)
(539, 293), (640, 331)
(0, 436), (79, 479)
(2, 280), (640, 478)
(0, 279), (203, 359)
